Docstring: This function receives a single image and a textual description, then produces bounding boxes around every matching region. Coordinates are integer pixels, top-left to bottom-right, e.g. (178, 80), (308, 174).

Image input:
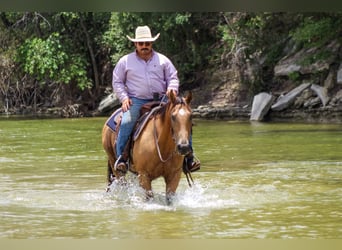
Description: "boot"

(114, 155), (128, 174)
(114, 136), (131, 174)
(183, 153), (200, 173)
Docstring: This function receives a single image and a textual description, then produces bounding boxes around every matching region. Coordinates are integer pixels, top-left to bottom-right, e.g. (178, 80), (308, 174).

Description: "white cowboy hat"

(126, 26), (160, 42)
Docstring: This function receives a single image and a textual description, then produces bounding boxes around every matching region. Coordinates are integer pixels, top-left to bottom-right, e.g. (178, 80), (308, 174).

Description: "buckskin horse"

(102, 91), (193, 204)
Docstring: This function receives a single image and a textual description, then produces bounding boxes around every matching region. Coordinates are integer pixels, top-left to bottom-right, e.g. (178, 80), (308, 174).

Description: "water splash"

(101, 174), (242, 212)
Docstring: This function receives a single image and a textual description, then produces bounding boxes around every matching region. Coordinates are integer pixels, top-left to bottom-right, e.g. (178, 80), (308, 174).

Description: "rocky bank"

(190, 39), (342, 123)
(4, 39), (341, 124)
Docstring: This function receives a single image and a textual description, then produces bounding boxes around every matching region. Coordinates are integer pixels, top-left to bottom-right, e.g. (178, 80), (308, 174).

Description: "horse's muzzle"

(177, 143), (191, 155)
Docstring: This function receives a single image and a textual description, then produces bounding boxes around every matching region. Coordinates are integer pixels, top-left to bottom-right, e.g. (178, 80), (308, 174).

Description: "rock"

(98, 93), (120, 113)
(324, 69), (335, 90)
(274, 46), (308, 76)
(271, 82), (311, 111)
(330, 89), (342, 106)
(337, 63), (342, 84)
(274, 40), (339, 77)
(310, 84), (330, 107)
(274, 64), (301, 76)
(250, 92), (274, 121)
(303, 96), (321, 108)
(61, 104), (83, 118)
(293, 89), (314, 108)
(299, 59), (330, 75)
(192, 105), (250, 119)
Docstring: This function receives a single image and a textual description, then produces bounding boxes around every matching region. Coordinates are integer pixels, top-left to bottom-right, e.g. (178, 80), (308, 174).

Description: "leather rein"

(152, 98), (195, 187)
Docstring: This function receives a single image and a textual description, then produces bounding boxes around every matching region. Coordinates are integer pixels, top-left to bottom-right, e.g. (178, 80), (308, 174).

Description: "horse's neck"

(155, 106), (173, 144)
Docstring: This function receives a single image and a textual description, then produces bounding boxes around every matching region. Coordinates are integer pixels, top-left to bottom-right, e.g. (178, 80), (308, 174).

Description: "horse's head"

(169, 91), (193, 156)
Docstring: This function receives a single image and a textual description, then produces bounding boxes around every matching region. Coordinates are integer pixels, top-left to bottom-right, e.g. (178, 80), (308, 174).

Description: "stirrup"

(182, 155), (200, 187)
(114, 155), (122, 170)
(187, 154), (201, 173)
(114, 155), (127, 174)
(189, 161), (200, 172)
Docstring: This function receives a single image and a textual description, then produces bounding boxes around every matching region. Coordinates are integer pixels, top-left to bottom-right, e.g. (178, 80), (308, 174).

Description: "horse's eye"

(171, 114), (176, 121)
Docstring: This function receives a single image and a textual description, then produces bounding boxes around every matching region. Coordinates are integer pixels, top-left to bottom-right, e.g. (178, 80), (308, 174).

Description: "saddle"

(133, 101), (164, 141)
(106, 101), (164, 159)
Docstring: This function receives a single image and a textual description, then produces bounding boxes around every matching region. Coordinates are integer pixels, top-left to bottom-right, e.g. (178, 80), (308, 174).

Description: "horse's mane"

(158, 96), (187, 122)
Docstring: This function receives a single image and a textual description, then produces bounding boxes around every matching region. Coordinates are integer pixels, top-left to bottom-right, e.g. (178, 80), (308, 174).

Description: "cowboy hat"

(126, 26), (160, 42)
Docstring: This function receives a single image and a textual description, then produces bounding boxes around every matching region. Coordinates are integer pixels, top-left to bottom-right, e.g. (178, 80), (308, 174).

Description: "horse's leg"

(103, 125), (116, 189)
(106, 159), (114, 192)
(106, 155), (121, 191)
(103, 125), (128, 189)
(138, 173), (154, 201)
(166, 191), (175, 205)
(165, 171), (182, 205)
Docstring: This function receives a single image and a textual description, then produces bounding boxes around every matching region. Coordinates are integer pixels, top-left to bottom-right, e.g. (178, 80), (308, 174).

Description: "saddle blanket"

(105, 104), (163, 140)
(105, 108), (122, 132)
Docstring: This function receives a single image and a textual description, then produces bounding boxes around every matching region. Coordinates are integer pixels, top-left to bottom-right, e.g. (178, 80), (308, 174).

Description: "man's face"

(135, 41), (153, 56)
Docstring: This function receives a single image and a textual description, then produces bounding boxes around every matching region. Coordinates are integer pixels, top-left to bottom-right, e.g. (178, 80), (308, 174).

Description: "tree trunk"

(79, 13), (100, 92)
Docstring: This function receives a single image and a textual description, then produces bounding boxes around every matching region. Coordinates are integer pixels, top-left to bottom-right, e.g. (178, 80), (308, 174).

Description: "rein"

(152, 95), (178, 163)
(152, 96), (195, 187)
(153, 115), (175, 162)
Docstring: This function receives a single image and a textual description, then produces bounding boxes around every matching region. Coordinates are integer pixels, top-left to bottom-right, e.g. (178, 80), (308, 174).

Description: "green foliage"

(291, 16), (340, 48)
(232, 13), (295, 57)
(289, 15), (341, 71)
(217, 24), (234, 47)
(17, 32), (90, 90)
(102, 12), (134, 64)
(102, 12), (221, 85)
(2, 12), (342, 111)
(245, 14), (266, 30)
(288, 71), (300, 82)
(299, 49), (333, 66)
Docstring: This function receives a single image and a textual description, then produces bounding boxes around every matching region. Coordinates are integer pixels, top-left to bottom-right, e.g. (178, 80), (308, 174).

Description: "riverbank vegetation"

(1, 12), (341, 118)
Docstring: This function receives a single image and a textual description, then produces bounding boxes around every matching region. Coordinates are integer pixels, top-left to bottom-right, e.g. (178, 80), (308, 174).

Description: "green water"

(0, 117), (341, 238)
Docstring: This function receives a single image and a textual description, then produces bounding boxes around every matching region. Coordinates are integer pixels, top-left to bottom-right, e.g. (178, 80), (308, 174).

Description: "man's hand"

(121, 98), (132, 112)
(166, 89), (177, 98)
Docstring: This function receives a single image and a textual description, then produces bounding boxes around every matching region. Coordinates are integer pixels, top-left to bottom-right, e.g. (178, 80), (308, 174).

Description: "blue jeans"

(116, 97), (152, 157)
(116, 96), (193, 159)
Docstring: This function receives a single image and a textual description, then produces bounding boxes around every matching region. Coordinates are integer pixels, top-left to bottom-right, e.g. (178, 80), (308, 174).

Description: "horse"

(101, 91), (193, 204)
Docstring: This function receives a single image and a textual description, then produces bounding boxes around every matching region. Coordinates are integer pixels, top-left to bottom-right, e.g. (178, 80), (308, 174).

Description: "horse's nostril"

(177, 144), (191, 155)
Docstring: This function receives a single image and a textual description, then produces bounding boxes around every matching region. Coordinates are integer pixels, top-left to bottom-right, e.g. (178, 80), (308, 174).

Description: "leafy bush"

(291, 17), (340, 48)
(102, 12), (221, 86)
(17, 33), (90, 90)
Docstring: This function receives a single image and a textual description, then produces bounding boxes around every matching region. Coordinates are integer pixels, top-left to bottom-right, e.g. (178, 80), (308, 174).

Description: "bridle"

(153, 97), (189, 163)
(153, 116), (176, 162)
(152, 96), (194, 187)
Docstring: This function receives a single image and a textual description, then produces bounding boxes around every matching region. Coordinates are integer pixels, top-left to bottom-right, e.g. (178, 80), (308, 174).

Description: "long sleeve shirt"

(112, 50), (179, 102)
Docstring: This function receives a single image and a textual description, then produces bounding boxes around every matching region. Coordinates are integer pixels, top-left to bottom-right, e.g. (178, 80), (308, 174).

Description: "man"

(112, 25), (200, 174)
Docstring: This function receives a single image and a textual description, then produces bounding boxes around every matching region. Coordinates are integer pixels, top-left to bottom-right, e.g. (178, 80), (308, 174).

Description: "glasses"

(137, 42), (152, 46)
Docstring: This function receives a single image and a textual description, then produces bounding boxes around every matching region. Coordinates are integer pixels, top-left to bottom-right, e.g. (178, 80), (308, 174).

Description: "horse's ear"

(169, 89), (177, 104)
(185, 91), (192, 104)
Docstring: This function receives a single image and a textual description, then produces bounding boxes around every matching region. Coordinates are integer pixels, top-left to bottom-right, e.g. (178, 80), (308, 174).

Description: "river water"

(0, 117), (341, 239)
